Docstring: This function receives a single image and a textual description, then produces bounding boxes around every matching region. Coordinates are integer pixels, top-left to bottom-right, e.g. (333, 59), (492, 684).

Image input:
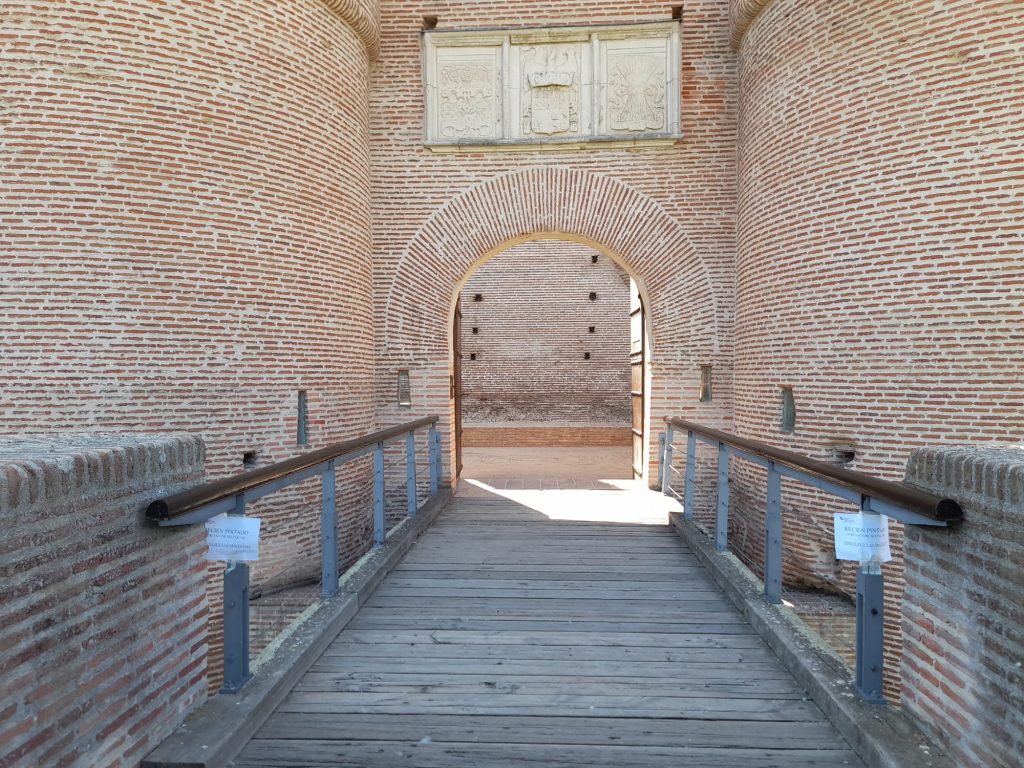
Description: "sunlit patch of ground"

(457, 446), (681, 525)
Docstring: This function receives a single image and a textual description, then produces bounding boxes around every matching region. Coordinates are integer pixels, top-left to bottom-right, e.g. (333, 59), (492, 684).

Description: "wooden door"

(630, 291), (645, 480)
(453, 297), (464, 477)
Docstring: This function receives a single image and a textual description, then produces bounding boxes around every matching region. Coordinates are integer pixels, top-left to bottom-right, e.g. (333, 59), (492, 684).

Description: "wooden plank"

(372, 589), (724, 602)
(307, 657), (792, 677)
(290, 673), (806, 698)
(276, 692), (826, 721)
(234, 739), (863, 768)
(319, 643), (781, 664)
(348, 617), (752, 634)
(254, 712), (848, 750)
(327, 629), (764, 649)
(362, 597), (738, 614)
(380, 581), (708, 593)
(393, 562), (705, 572)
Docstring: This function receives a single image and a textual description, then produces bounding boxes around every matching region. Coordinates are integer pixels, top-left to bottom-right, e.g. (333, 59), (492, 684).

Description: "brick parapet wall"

(460, 241), (632, 426)
(902, 446), (1024, 768)
(0, 435), (208, 768)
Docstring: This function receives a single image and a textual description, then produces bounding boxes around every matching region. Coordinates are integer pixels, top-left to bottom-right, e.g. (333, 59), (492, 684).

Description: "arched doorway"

(378, 167), (727, 489)
(449, 238), (648, 482)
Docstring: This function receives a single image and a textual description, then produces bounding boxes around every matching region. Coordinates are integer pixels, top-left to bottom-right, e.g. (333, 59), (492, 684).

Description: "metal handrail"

(147, 416), (438, 521)
(146, 415), (444, 695)
(666, 419), (963, 522)
(661, 418), (962, 706)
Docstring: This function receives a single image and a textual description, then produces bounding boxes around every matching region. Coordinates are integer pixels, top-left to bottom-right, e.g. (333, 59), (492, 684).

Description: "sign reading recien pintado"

(833, 513), (891, 563)
(205, 514), (261, 561)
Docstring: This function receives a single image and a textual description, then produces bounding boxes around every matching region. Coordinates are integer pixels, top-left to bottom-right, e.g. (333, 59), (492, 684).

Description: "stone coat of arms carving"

(521, 46), (580, 136)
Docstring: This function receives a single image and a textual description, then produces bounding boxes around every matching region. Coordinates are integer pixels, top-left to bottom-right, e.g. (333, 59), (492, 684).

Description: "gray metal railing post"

(855, 498), (887, 704)
(683, 431), (697, 519)
(428, 424), (440, 494)
(321, 460), (337, 598)
(656, 431), (665, 489)
(373, 442), (385, 545)
(406, 430), (417, 516)
(221, 493), (251, 693)
(661, 425), (674, 496)
(764, 466), (783, 604)
(715, 443), (729, 552)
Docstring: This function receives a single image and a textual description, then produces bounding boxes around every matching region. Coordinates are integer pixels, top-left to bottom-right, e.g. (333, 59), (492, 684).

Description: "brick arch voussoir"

(384, 168), (718, 362)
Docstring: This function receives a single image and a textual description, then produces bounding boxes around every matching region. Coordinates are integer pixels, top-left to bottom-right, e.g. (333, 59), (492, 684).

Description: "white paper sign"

(205, 514), (261, 561)
(833, 513), (891, 563)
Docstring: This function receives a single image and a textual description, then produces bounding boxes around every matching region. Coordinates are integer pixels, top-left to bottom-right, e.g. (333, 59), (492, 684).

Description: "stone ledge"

(141, 487), (452, 768)
(669, 512), (955, 768)
(0, 433), (204, 515)
(906, 445), (1024, 518)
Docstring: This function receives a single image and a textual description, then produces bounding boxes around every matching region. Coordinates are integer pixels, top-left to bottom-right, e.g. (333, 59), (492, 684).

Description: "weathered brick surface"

(903, 447), (1024, 768)
(729, 0), (1024, 696)
(460, 241), (632, 427)
(0, 435), (207, 768)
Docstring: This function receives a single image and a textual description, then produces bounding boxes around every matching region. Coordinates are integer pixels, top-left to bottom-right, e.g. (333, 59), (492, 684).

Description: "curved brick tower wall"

(731, 0), (1024, 695)
(0, 0), (380, 686)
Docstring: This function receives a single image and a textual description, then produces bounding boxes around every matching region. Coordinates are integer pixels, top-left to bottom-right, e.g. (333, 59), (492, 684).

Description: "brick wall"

(460, 240), (632, 427)
(0, 435), (207, 768)
(731, 0), (1024, 694)
(0, 0), (383, 691)
(371, 0), (739, 485)
(902, 446), (1024, 768)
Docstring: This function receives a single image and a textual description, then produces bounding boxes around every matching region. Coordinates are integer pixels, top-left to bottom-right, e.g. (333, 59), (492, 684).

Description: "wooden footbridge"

(230, 491), (864, 767)
(144, 419), (960, 768)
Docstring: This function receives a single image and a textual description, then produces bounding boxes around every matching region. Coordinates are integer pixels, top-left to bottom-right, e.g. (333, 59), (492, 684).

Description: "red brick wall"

(0, 435), (207, 768)
(731, 0), (1024, 696)
(903, 447), (1024, 768)
(460, 241), (632, 426)
(371, 1), (739, 485)
(0, 0), (383, 691)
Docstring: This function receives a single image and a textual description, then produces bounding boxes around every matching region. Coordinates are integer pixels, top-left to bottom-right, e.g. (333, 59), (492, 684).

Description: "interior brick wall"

(459, 240), (632, 427)
(902, 446), (1024, 768)
(0, 435), (207, 768)
(731, 0), (1024, 696)
(371, 0), (739, 486)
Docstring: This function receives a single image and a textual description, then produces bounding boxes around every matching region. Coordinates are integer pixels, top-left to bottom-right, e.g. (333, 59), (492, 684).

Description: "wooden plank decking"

(232, 492), (865, 767)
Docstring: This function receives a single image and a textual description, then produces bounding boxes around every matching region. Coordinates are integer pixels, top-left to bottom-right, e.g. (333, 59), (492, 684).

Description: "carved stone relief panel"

(432, 46), (502, 140)
(424, 22), (679, 148)
(599, 38), (670, 135)
(519, 45), (583, 137)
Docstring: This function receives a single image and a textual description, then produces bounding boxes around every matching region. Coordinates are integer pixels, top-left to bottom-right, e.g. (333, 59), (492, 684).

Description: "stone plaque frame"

(423, 21), (681, 151)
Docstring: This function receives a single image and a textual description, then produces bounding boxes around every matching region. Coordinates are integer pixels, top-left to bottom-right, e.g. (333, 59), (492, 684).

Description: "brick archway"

(383, 166), (721, 364)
